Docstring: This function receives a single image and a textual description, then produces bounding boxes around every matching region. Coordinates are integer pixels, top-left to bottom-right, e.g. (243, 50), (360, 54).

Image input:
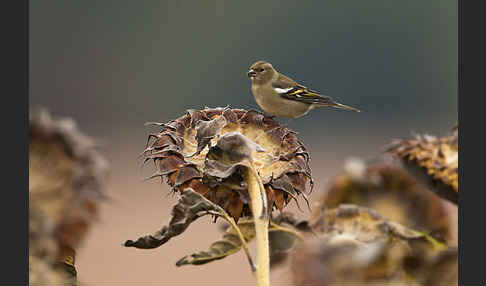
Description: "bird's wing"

(272, 73), (335, 105)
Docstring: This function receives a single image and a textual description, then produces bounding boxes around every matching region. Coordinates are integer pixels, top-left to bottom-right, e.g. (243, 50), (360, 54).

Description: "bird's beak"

(247, 69), (257, 78)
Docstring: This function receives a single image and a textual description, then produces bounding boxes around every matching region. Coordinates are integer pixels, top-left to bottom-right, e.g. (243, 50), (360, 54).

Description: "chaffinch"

(247, 61), (360, 119)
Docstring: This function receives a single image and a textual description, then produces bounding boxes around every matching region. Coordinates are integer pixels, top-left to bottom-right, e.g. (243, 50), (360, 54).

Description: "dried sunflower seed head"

(387, 124), (458, 204)
(142, 107), (313, 221)
(291, 204), (454, 286)
(317, 155), (453, 242)
(30, 108), (109, 251)
(29, 108), (109, 285)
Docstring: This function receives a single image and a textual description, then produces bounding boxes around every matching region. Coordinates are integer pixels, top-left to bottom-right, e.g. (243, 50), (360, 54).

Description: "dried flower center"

(183, 115), (295, 183)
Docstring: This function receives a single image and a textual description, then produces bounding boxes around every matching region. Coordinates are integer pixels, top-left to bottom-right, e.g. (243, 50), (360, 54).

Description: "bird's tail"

(314, 101), (361, 112)
(332, 102), (361, 112)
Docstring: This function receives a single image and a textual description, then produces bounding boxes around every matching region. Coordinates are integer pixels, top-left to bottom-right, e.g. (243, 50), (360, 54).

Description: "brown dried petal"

(157, 155), (185, 175)
(238, 109), (266, 128)
(187, 109), (210, 128)
(287, 173), (307, 194)
(191, 114), (228, 157)
(271, 174), (308, 210)
(174, 165), (202, 187)
(222, 108), (239, 123)
(273, 188), (285, 212)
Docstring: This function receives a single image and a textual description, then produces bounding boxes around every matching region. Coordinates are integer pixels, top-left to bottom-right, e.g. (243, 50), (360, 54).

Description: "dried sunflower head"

(388, 124), (458, 204)
(318, 156), (452, 242)
(291, 204), (454, 286)
(29, 108), (109, 283)
(142, 107), (313, 222)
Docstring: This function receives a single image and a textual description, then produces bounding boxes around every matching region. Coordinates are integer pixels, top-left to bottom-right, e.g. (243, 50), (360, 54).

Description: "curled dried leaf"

(125, 188), (256, 270)
(313, 204), (445, 249)
(124, 188), (227, 249)
(190, 113), (228, 157)
(176, 218), (256, 266)
(387, 125), (458, 204)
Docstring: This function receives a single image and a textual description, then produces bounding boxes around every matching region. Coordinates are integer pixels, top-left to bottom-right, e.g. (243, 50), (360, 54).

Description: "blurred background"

(30, 1), (457, 285)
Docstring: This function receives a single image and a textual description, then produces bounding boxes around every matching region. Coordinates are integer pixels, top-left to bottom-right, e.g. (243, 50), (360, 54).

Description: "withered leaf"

(124, 188), (228, 249)
(203, 157), (248, 181)
(210, 131), (265, 164)
(190, 114), (228, 157)
(176, 212), (311, 267)
(203, 132), (267, 212)
(315, 204), (446, 248)
(176, 218), (256, 266)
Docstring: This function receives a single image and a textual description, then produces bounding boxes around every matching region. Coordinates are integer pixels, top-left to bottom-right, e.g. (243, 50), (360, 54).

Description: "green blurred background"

(30, 1), (457, 285)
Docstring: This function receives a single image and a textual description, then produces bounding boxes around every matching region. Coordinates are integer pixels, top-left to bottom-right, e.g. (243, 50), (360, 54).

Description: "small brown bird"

(247, 61), (360, 119)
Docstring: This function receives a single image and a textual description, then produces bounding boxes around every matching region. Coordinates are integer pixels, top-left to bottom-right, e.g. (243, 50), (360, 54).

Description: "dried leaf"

(211, 131), (265, 163)
(176, 218), (256, 266)
(124, 188), (227, 249)
(190, 114), (227, 157)
(315, 204), (445, 248)
(176, 212), (311, 267)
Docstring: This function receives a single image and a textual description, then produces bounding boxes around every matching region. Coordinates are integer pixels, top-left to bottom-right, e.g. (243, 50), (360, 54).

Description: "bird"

(247, 61), (360, 120)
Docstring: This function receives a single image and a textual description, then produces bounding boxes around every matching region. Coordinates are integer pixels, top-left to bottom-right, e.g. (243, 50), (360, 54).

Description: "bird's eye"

(258, 68), (264, 72)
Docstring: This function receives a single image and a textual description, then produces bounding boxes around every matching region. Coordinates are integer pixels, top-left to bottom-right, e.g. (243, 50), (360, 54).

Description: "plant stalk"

(212, 210), (256, 272)
(246, 163), (270, 286)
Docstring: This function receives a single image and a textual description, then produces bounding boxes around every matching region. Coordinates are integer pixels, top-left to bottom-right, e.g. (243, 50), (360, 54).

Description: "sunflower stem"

(246, 162), (270, 286)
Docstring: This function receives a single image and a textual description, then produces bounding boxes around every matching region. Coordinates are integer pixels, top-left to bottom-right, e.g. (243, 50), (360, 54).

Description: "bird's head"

(247, 61), (276, 85)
